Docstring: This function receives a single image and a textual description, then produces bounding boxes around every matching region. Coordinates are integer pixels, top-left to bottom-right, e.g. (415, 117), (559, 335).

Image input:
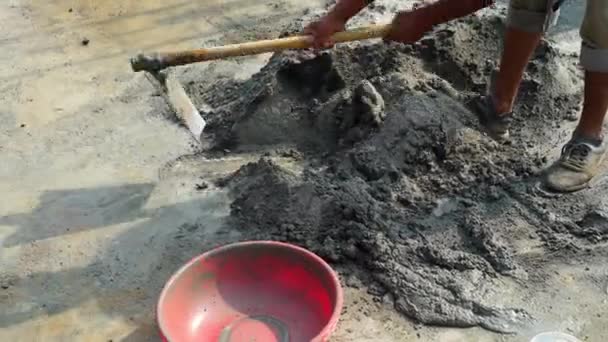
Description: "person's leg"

(575, 71), (608, 139)
(492, 30), (543, 114)
(494, 0), (550, 114)
(475, 0), (557, 140)
(544, 0), (608, 192)
(575, 0), (608, 140)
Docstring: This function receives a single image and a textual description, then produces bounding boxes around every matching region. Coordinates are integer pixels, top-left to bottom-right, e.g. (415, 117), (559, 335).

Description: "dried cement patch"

(187, 11), (606, 335)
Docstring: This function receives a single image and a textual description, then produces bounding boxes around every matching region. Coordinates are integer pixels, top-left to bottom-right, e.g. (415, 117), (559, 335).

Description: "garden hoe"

(130, 24), (392, 142)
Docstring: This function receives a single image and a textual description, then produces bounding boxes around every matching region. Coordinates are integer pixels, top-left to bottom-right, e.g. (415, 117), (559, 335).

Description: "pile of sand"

(188, 11), (606, 334)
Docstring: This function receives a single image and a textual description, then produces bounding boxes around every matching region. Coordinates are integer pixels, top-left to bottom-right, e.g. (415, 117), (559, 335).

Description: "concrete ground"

(0, 1), (602, 341)
(0, 1), (323, 340)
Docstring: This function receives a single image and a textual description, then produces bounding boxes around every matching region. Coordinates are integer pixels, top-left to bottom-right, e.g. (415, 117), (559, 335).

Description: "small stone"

(382, 293), (395, 306)
(353, 80), (385, 127)
(195, 182), (209, 191)
(345, 274), (362, 289)
(488, 186), (502, 201)
(565, 110), (579, 122)
(367, 282), (387, 296)
(344, 244), (359, 259)
(340, 204), (353, 216)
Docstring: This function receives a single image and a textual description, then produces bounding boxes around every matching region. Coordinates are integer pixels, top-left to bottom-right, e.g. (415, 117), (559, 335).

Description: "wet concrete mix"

(186, 8), (608, 334)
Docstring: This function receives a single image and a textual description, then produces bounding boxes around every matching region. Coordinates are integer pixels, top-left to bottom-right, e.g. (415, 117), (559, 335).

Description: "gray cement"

(1, 1), (606, 342)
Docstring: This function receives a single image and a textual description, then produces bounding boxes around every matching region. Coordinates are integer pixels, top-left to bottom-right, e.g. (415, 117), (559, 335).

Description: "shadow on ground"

(1, 184), (156, 247)
(0, 182), (236, 341)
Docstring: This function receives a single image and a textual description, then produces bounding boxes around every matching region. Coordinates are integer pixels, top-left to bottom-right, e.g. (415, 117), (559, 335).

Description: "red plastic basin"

(157, 241), (343, 342)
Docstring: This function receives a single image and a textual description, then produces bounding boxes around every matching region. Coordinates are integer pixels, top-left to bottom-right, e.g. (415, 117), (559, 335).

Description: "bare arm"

(307, 0), (496, 49)
(386, 0), (495, 43)
(430, 0), (496, 25)
(328, 0), (375, 23)
(305, 0), (375, 49)
(327, 0), (495, 25)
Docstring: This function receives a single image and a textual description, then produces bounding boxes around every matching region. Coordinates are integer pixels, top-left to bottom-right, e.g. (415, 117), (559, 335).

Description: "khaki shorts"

(507, 0), (608, 72)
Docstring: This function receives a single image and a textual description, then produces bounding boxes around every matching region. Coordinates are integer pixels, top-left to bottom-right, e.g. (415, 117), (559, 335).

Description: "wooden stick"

(131, 24), (392, 72)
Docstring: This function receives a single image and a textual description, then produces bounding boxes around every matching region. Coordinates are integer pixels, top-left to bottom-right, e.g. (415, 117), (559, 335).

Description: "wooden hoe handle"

(131, 24), (392, 72)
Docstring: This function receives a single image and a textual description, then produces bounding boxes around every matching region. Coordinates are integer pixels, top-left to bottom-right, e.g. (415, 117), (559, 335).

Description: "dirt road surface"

(1, 1), (605, 342)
